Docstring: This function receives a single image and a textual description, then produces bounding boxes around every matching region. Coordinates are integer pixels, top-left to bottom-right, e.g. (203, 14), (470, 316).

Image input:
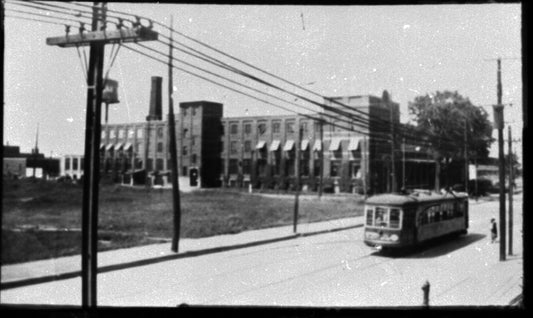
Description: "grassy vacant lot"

(2, 178), (364, 265)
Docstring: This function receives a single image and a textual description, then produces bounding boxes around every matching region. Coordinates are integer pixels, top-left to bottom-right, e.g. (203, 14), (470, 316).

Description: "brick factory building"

(95, 76), (442, 194)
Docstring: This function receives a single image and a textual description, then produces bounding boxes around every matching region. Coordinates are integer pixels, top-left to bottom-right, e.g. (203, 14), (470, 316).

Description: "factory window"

(110, 130), (116, 138)
(118, 129), (124, 138)
(258, 123), (267, 135)
(137, 128), (143, 138)
(229, 159), (239, 174)
(73, 158), (78, 170)
(182, 166), (188, 176)
(300, 121), (308, 134)
(101, 131), (106, 140)
(157, 127), (163, 138)
(230, 124), (238, 135)
(128, 130), (134, 139)
(300, 158), (310, 176)
(314, 159), (321, 177)
(183, 128), (188, 138)
(286, 121), (295, 134)
(230, 141), (238, 154)
(157, 142), (163, 153)
(182, 146), (188, 156)
(65, 158), (71, 170)
(182, 108), (187, 116)
(192, 154), (197, 164)
(244, 123), (252, 134)
(330, 160), (341, 177)
(156, 158), (164, 171)
(273, 122), (281, 133)
(244, 140), (252, 153)
(242, 159), (252, 174)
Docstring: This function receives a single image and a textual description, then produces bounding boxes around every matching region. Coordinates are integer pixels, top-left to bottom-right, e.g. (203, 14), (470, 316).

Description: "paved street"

(1, 195), (523, 307)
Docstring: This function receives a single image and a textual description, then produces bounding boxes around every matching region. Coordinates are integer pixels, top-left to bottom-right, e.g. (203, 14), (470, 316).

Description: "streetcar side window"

(366, 208), (374, 226)
(389, 209), (401, 229)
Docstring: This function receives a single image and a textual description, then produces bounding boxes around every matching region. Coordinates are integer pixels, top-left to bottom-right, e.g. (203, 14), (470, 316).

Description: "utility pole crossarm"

(46, 26), (158, 47)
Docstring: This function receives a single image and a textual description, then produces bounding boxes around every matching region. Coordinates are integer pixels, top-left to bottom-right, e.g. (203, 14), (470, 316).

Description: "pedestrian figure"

(490, 218), (498, 243)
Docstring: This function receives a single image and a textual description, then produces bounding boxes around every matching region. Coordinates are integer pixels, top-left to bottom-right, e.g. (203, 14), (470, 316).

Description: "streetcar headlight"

(390, 234), (399, 242)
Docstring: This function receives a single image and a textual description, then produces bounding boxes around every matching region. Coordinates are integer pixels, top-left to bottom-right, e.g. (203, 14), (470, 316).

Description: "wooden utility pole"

(46, 3), (158, 306)
(318, 119), (324, 198)
(464, 118), (469, 193)
(402, 137), (406, 190)
(80, 3), (105, 307)
(390, 104), (397, 193)
(293, 124), (302, 233)
(508, 125), (513, 256)
(168, 16), (182, 253)
(362, 136), (367, 198)
(493, 58), (506, 261)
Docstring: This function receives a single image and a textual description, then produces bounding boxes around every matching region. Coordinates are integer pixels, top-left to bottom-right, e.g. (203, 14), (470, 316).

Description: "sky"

(3, 2), (523, 162)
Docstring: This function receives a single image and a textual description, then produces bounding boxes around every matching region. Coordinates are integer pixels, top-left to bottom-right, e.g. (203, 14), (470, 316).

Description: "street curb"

(0, 223), (363, 290)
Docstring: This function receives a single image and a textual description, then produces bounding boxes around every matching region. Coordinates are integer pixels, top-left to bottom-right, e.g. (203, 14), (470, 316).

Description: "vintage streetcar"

(363, 190), (469, 250)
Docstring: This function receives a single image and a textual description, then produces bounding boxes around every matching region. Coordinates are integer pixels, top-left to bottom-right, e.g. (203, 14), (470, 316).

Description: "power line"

(56, 2), (459, 148)
(4, 13), (78, 28)
(12, 2), (474, 154)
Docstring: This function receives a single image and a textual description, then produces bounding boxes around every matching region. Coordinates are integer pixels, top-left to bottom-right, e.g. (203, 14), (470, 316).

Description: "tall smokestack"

(146, 76), (163, 121)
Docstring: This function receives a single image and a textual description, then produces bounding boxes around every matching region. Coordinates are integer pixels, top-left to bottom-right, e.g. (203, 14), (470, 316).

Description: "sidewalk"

(1, 216), (364, 289)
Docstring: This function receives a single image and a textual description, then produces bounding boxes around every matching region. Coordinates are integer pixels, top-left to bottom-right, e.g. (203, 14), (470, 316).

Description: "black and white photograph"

(2, 1), (524, 311)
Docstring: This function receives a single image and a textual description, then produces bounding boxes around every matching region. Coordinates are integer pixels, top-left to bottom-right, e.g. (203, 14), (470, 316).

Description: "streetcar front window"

(390, 209), (401, 229)
(367, 206), (402, 229)
(375, 207), (388, 227)
(366, 208), (374, 226)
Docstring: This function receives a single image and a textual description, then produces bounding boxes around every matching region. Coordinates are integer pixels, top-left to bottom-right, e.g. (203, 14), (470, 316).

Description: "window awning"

(105, 143), (114, 151)
(348, 137), (362, 151)
(255, 140), (266, 149)
(123, 142), (133, 151)
(328, 138), (341, 151)
(114, 143), (124, 151)
(312, 140), (322, 151)
(301, 139), (309, 151)
(100, 143), (106, 150)
(283, 140), (294, 151)
(269, 140), (280, 151)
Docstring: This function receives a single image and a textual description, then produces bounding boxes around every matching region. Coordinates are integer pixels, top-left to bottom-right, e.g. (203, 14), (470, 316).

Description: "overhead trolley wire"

(124, 43), (460, 152)
(67, 1), (485, 149)
(26, 1), (465, 151)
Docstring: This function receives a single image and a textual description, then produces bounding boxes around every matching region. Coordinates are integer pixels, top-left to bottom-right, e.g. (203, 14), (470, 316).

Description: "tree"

(408, 90), (494, 191)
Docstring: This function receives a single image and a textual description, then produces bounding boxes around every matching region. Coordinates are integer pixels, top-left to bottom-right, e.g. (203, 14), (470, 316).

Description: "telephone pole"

(402, 137), (406, 190)
(464, 118), (468, 193)
(508, 125), (513, 256)
(79, 3), (106, 307)
(318, 119), (324, 198)
(168, 16), (182, 253)
(390, 104), (397, 193)
(492, 57), (506, 261)
(46, 2), (158, 306)
(293, 124), (302, 233)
